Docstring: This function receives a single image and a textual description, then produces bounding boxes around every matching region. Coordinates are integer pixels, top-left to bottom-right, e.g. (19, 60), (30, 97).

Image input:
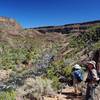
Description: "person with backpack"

(85, 60), (100, 100)
(72, 64), (83, 95)
(93, 49), (100, 78)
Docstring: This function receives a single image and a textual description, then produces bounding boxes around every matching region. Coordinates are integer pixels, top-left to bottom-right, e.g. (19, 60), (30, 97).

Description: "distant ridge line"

(33, 20), (100, 29)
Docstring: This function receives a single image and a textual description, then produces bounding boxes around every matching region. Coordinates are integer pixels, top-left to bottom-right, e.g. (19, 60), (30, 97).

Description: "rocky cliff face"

(34, 20), (100, 34)
(0, 16), (22, 30)
(0, 16), (100, 37)
(0, 17), (44, 37)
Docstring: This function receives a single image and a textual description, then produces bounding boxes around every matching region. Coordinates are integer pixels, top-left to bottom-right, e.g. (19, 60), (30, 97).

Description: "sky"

(0, 0), (100, 28)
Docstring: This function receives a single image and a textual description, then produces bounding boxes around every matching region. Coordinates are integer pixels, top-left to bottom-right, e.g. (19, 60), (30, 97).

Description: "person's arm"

(91, 69), (99, 81)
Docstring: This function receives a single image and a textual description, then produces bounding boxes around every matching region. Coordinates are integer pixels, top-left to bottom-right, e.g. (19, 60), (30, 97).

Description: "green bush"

(51, 76), (61, 90)
(63, 65), (72, 80)
(93, 41), (100, 49)
(0, 90), (16, 100)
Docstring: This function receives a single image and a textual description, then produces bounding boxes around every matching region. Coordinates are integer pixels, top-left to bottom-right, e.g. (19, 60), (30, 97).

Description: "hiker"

(93, 49), (100, 78)
(85, 60), (100, 100)
(72, 64), (83, 95)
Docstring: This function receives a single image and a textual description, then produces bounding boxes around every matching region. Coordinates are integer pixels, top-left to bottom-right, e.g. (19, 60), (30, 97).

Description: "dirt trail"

(44, 87), (82, 100)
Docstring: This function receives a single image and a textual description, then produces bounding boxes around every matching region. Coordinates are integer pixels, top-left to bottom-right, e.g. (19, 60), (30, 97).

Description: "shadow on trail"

(61, 92), (82, 100)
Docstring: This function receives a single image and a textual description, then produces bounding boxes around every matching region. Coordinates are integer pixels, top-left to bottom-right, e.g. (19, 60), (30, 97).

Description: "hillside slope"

(0, 17), (100, 100)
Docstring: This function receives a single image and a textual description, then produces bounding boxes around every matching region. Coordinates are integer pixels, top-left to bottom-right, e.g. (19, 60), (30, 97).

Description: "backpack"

(73, 69), (83, 82)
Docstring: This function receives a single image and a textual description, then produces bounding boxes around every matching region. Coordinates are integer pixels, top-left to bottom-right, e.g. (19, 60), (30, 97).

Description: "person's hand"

(85, 78), (90, 83)
(85, 80), (87, 83)
(97, 79), (100, 84)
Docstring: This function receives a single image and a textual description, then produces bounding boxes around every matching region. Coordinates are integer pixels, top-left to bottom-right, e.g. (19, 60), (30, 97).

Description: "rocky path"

(44, 87), (83, 100)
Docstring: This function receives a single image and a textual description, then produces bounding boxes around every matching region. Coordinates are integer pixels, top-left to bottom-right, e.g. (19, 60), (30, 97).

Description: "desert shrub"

(69, 35), (86, 49)
(69, 26), (100, 52)
(0, 90), (16, 100)
(0, 42), (42, 70)
(93, 41), (100, 50)
(46, 59), (73, 90)
(51, 76), (61, 90)
(64, 65), (72, 77)
(47, 68), (61, 90)
(16, 77), (55, 99)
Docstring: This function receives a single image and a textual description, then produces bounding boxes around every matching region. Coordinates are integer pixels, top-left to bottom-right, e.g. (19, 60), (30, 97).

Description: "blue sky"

(0, 0), (100, 28)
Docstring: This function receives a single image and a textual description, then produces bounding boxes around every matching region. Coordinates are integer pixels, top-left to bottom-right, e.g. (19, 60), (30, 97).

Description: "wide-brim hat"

(88, 61), (96, 68)
(73, 64), (81, 69)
